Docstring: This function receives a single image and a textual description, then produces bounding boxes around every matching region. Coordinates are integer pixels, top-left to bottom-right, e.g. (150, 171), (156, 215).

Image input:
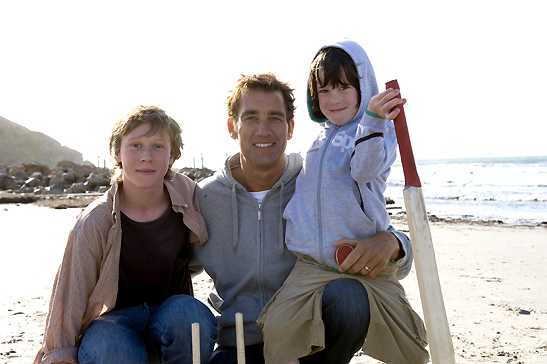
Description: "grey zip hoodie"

(283, 39), (398, 269)
(193, 152), (302, 346)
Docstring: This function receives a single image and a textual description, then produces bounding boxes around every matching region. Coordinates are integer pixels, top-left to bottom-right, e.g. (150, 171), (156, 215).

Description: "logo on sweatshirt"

(332, 132), (355, 153)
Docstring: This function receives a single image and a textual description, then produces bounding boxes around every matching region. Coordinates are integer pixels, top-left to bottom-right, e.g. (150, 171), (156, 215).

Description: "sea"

(384, 155), (547, 225)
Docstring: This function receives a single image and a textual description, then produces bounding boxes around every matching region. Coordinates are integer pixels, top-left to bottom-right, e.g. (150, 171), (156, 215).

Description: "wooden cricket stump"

(192, 322), (200, 364)
(235, 312), (246, 364)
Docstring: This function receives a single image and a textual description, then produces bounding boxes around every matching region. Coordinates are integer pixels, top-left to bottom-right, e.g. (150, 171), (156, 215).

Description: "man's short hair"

(227, 73), (296, 124)
(109, 105), (183, 183)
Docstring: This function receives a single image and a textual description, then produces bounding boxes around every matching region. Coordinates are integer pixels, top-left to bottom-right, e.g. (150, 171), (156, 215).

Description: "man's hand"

(367, 88), (406, 121)
(333, 231), (403, 277)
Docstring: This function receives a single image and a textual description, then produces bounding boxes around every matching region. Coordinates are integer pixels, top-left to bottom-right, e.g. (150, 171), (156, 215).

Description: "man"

(193, 73), (413, 363)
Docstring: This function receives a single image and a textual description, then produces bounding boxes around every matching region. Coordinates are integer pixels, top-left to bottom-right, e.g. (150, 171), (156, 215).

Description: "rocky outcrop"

(179, 167), (215, 183)
(0, 116), (85, 167)
(0, 161), (111, 196)
(0, 162), (215, 203)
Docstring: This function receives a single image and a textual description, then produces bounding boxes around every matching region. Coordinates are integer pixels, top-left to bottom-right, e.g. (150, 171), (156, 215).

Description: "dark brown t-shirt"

(115, 207), (191, 309)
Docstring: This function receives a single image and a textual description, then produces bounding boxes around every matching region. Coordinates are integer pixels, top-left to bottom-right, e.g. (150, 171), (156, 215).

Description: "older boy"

(36, 106), (216, 364)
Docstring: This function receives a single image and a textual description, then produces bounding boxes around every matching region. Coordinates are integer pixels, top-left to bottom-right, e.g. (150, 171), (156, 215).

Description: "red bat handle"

(386, 79), (421, 188)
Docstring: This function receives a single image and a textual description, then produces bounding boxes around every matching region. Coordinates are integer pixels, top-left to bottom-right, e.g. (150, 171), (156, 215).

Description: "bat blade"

(404, 186), (455, 364)
(387, 79), (455, 363)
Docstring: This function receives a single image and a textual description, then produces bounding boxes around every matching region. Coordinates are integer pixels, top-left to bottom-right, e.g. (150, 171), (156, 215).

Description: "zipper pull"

(258, 204), (261, 220)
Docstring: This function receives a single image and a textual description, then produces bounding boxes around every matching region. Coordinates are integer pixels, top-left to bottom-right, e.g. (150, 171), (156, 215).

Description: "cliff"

(0, 115), (84, 167)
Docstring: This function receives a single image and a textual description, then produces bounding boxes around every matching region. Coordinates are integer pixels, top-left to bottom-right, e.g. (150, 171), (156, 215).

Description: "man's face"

(228, 90), (294, 172)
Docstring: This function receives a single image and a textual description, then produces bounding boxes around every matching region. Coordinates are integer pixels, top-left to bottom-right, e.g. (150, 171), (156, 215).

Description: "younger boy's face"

(115, 123), (174, 191)
(317, 72), (359, 126)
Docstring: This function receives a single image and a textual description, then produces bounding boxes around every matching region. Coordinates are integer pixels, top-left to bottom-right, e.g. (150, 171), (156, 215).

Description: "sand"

(1, 203), (546, 363)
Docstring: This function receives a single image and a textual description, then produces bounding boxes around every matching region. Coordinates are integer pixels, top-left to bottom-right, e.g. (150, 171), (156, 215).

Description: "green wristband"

(365, 109), (383, 119)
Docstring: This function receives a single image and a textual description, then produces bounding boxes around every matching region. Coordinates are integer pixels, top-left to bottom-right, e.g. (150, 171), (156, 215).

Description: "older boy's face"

(115, 123), (174, 192)
(228, 90), (294, 173)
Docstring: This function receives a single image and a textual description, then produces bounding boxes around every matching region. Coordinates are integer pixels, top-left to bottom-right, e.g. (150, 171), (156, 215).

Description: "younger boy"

(258, 40), (429, 364)
(35, 105), (216, 364)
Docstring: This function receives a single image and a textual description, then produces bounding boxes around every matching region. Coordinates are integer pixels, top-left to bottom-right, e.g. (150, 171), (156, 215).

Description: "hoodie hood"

(206, 152), (302, 253)
(217, 152), (302, 194)
(307, 38), (379, 124)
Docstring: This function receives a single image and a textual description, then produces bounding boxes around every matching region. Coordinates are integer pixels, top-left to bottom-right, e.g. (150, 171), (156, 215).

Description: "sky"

(1, 0), (546, 170)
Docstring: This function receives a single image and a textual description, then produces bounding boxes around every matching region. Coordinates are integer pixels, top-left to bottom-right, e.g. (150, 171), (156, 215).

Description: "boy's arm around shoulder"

(169, 173), (208, 245)
(187, 179), (216, 278)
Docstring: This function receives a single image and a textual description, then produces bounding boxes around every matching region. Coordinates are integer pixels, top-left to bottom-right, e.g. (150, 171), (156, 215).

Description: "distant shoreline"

(2, 190), (545, 229)
(407, 155), (547, 165)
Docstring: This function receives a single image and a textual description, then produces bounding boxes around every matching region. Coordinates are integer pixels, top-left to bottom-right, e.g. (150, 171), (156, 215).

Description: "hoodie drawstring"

(279, 181), (285, 256)
(231, 183), (239, 251)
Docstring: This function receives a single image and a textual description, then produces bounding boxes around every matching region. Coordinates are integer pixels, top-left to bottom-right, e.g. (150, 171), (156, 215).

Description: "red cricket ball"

(334, 244), (354, 266)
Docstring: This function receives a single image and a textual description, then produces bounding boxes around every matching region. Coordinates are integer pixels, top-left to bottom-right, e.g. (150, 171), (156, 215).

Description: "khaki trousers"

(257, 256), (429, 364)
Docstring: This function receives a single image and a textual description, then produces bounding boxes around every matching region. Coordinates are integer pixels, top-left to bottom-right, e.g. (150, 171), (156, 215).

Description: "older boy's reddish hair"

(109, 105), (183, 183)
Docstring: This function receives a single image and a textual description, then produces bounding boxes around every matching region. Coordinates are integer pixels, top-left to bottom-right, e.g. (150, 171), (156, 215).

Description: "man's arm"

(333, 226), (413, 279)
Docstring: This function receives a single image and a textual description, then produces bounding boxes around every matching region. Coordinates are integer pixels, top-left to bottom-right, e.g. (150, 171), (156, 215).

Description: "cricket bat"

(387, 79), (456, 363)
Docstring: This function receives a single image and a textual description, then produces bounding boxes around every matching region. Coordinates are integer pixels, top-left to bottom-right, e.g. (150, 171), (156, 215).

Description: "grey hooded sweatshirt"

(283, 39), (398, 269)
(193, 152), (302, 346)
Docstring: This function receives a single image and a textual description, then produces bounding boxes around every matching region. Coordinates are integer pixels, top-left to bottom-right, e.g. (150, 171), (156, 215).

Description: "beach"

(1, 202), (546, 363)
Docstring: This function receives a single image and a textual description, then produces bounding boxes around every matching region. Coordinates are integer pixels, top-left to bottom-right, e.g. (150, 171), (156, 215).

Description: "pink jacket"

(35, 173), (207, 364)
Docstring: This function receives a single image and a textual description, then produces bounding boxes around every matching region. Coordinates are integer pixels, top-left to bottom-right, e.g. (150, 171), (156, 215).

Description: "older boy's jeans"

(78, 294), (217, 364)
(209, 278), (370, 364)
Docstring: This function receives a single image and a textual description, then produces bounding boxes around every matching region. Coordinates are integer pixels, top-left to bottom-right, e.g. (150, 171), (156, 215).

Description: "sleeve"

(350, 112), (397, 183)
(387, 225), (414, 280)
(41, 215), (104, 364)
(189, 246), (205, 277)
(186, 180), (209, 245)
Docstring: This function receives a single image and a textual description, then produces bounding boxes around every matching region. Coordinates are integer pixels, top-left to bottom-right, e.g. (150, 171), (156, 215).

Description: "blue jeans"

(78, 294), (217, 364)
(300, 278), (370, 364)
(208, 279), (370, 364)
